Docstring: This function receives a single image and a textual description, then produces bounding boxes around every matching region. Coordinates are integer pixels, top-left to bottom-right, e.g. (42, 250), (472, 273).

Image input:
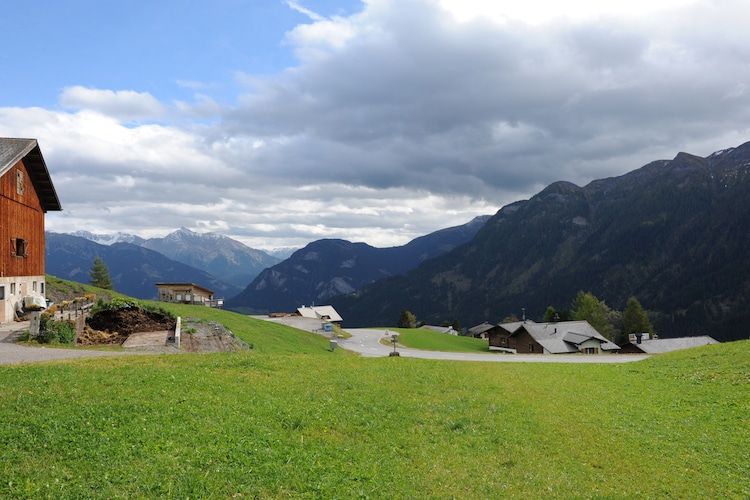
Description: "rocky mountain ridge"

(331, 142), (750, 341)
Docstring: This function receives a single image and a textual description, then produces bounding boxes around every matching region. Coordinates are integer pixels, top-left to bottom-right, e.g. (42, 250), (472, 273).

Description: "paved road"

(0, 321), (151, 365)
(338, 328), (651, 363)
(1, 317), (650, 365)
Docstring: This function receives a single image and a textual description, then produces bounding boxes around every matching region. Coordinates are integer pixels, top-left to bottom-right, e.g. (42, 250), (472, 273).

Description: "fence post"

(175, 317), (181, 349)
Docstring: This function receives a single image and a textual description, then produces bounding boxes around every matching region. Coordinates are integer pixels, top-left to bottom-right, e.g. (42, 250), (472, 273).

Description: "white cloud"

(60, 87), (168, 121)
(285, 1), (326, 22)
(438, 0), (702, 24)
(4, 0), (750, 252)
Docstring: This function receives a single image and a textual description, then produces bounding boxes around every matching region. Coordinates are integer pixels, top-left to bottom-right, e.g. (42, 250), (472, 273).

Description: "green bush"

(38, 314), (76, 344)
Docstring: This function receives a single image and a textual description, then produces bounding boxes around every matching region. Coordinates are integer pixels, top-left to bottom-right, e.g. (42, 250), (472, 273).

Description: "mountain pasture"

(1, 304), (748, 498)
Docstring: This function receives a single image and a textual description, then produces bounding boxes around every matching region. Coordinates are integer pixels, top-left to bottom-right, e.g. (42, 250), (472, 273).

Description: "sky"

(2, 0), (749, 251)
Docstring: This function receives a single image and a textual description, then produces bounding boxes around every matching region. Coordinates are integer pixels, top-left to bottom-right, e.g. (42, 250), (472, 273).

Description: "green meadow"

(1, 305), (749, 498)
(389, 327), (496, 353)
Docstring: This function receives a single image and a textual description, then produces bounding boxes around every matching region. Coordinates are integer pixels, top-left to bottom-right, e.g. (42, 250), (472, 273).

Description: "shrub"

(38, 313), (76, 344)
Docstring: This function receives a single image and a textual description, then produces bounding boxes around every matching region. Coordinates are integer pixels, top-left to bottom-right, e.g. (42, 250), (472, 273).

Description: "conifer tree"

(397, 308), (416, 328)
(621, 296), (654, 341)
(89, 257), (114, 290)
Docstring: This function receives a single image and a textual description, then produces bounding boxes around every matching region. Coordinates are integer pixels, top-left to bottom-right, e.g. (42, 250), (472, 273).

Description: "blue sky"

(2, 1), (361, 108)
(2, 0), (749, 250)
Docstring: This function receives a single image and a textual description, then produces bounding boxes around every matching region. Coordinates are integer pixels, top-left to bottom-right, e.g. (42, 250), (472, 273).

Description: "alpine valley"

(330, 142), (750, 342)
(45, 142), (750, 342)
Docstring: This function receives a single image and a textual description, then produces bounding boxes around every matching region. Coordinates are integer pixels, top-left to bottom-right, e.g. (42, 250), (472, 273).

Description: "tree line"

(542, 291), (653, 344)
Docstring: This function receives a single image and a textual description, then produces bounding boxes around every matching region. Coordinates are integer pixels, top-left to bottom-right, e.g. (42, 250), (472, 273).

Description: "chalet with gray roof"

(1, 138), (62, 323)
(489, 320), (620, 354)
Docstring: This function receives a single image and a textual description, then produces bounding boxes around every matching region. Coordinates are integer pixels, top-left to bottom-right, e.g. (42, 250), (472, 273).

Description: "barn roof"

(0, 138), (62, 212)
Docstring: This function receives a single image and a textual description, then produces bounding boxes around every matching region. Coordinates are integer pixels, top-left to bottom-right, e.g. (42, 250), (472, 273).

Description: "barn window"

(17, 169), (24, 195)
(12, 238), (28, 258)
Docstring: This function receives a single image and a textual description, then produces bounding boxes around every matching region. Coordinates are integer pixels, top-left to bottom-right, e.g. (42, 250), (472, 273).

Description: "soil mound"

(81, 307), (176, 346)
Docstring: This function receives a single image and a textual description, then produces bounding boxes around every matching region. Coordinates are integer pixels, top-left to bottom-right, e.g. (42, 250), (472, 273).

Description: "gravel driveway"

(0, 321), (152, 365)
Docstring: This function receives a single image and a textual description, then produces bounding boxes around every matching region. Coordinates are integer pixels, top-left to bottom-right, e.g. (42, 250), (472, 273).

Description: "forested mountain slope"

(332, 143), (750, 341)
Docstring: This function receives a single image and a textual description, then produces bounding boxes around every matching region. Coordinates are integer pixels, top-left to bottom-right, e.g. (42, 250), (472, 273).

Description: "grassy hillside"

(1, 310), (748, 500)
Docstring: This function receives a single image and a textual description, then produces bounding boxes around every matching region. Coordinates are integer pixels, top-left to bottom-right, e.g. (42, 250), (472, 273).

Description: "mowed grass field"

(1, 305), (749, 498)
(389, 327), (496, 352)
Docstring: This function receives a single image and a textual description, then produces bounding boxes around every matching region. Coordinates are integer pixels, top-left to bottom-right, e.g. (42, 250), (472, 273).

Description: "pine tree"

(89, 257), (114, 290)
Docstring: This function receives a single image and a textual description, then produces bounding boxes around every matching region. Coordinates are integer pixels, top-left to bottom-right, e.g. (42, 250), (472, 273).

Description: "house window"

(12, 238), (28, 257)
(32, 281), (37, 292)
(10, 283), (16, 295)
(17, 169), (24, 195)
(584, 347), (599, 355)
(0, 286), (5, 300)
(529, 344), (534, 352)
(40, 282), (45, 295)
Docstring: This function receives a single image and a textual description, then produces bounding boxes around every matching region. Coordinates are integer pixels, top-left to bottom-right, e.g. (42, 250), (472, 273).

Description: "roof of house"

(0, 138), (62, 212)
(499, 320), (533, 333)
(625, 336), (719, 354)
(155, 282), (215, 295)
(296, 305), (343, 322)
(513, 321), (620, 353)
(468, 322), (496, 335)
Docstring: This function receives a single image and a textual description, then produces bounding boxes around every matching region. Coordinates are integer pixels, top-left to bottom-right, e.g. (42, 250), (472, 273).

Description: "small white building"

(295, 305), (342, 324)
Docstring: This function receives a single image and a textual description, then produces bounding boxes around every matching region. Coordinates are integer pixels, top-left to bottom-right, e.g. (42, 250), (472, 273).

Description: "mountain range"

(46, 218), (489, 304)
(331, 142), (750, 342)
(71, 227), (281, 288)
(224, 215), (490, 314)
(45, 233), (243, 300)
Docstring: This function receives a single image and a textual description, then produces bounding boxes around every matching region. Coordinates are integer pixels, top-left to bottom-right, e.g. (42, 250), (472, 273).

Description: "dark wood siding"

(512, 330), (543, 354)
(488, 327), (512, 349)
(0, 159), (46, 278)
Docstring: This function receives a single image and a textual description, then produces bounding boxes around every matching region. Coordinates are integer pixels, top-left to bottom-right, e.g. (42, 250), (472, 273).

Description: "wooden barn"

(0, 138), (62, 323)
